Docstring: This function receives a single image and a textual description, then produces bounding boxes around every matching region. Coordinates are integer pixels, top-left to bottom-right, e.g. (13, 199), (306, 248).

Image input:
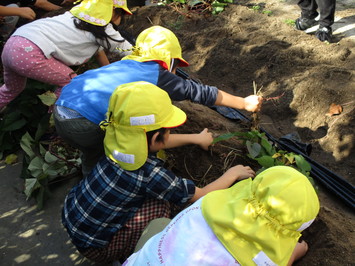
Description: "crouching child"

(61, 81), (256, 263)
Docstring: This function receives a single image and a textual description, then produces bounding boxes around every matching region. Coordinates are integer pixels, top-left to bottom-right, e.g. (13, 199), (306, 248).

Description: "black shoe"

(295, 17), (318, 30)
(315, 26), (332, 42)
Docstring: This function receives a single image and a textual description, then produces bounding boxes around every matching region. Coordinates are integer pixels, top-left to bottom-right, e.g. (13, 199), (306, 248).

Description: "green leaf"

(24, 178), (41, 199)
(44, 151), (58, 164)
(28, 156), (45, 178)
(285, 153), (295, 164)
(37, 91), (57, 106)
(212, 132), (245, 144)
(260, 137), (274, 155)
(34, 114), (50, 141)
(246, 140), (261, 158)
(5, 154), (18, 165)
(255, 155), (275, 168)
(295, 154), (311, 172)
(20, 132), (36, 159)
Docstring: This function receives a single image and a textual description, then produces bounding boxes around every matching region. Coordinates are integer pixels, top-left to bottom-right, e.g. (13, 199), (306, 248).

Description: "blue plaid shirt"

(62, 155), (195, 250)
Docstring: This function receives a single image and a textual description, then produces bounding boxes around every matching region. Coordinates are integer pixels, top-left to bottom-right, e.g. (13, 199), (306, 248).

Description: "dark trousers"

(298, 0), (336, 27)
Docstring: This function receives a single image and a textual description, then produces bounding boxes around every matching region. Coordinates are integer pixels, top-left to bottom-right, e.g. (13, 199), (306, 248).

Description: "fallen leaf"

(5, 154), (18, 165)
(326, 103), (343, 117)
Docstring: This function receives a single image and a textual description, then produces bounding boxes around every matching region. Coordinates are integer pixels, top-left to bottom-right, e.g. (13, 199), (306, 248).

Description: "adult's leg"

(53, 108), (105, 176)
(296, 0), (319, 30)
(80, 199), (171, 263)
(317, 0), (336, 27)
(298, 0), (319, 19)
(315, 0), (335, 41)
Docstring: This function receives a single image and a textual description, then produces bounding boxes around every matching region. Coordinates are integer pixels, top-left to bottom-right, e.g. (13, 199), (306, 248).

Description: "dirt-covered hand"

(226, 165), (255, 181)
(244, 95), (263, 112)
(197, 128), (213, 150)
(19, 7), (36, 20)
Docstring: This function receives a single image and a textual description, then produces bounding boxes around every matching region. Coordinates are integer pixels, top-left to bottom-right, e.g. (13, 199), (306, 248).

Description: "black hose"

(212, 106), (355, 211)
(119, 30), (355, 210)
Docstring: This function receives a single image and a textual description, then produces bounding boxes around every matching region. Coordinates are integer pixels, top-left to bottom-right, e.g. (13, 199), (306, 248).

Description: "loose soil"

(121, 1), (355, 265)
(0, 0), (354, 265)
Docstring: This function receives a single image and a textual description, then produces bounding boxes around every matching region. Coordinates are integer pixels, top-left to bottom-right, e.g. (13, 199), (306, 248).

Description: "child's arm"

(0, 6), (36, 20)
(287, 241), (308, 266)
(95, 50), (110, 66)
(215, 89), (263, 112)
(163, 128), (213, 151)
(189, 165), (255, 202)
(34, 0), (61, 11)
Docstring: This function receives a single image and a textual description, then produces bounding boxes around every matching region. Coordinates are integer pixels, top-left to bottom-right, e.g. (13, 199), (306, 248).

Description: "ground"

(0, 0), (354, 265)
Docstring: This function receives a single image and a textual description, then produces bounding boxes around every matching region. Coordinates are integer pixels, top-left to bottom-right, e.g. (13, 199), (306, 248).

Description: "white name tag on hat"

(253, 251), (277, 266)
(130, 115), (155, 126)
(113, 150), (135, 164)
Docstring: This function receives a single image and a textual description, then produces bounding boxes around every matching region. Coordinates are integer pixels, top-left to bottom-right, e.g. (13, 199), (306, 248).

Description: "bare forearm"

(95, 50), (110, 66)
(214, 89), (245, 109)
(0, 6), (23, 16)
(35, 0), (61, 11)
(190, 165), (255, 202)
(163, 134), (200, 149)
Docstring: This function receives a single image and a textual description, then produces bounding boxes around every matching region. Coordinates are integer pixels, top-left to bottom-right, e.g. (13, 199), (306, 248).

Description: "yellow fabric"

(201, 166), (320, 266)
(122, 26), (189, 70)
(113, 0), (132, 15)
(101, 81), (186, 170)
(70, 0), (113, 26)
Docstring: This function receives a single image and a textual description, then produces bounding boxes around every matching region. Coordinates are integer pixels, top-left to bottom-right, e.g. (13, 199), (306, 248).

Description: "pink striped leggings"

(0, 36), (77, 109)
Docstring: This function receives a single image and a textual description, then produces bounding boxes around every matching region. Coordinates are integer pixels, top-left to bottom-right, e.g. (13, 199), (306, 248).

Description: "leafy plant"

(20, 130), (81, 209)
(0, 79), (54, 159)
(163, 0), (233, 15)
(213, 130), (314, 184)
(285, 19), (296, 26)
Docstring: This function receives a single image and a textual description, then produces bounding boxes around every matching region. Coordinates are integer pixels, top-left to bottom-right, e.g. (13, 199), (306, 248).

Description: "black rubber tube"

(120, 31), (354, 210)
(213, 106), (355, 211)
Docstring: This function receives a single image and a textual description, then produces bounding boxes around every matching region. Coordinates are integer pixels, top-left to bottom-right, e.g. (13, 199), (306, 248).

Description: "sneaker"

(295, 17), (318, 31)
(315, 26), (332, 42)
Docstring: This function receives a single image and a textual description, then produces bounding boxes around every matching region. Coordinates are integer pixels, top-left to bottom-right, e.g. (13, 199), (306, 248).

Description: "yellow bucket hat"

(122, 26), (189, 71)
(101, 81), (187, 171)
(201, 166), (320, 266)
(113, 0), (132, 15)
(70, 0), (113, 26)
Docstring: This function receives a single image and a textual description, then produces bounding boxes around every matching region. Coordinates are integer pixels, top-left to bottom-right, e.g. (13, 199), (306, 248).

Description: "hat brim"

(177, 58), (189, 67)
(161, 106), (187, 129)
(121, 6), (132, 15)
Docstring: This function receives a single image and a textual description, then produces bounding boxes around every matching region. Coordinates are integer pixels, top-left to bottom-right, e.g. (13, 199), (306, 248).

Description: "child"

(0, 0), (132, 110)
(123, 165), (320, 266)
(62, 81), (256, 263)
(54, 25), (263, 176)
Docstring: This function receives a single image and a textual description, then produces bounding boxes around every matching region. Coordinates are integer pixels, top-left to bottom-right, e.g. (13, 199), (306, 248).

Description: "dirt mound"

(123, 3), (354, 265)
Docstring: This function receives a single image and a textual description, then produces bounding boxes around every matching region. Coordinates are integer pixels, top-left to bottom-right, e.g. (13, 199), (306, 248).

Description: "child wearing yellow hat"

(123, 166), (320, 266)
(62, 81), (256, 263)
(0, 0), (132, 111)
(54, 25), (263, 177)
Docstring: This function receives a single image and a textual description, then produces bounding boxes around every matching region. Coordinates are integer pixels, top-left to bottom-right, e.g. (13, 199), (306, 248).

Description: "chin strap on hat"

(99, 112), (112, 131)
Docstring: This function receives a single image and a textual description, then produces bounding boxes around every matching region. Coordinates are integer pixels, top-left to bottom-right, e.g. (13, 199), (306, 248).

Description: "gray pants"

(53, 107), (105, 177)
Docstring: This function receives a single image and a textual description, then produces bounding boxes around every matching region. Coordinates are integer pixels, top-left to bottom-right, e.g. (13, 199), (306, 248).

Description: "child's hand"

(197, 128), (213, 151)
(288, 240), (308, 265)
(226, 165), (255, 181)
(244, 95), (263, 112)
(19, 7), (36, 20)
